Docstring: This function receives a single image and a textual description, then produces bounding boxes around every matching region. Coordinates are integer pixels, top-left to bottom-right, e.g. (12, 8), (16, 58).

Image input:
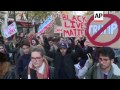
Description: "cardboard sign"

(85, 14), (120, 48)
(61, 14), (87, 37)
(37, 16), (53, 35)
(54, 25), (62, 33)
(3, 22), (17, 38)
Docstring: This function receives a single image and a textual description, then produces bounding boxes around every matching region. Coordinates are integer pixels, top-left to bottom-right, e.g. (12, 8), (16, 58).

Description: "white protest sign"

(85, 14), (120, 48)
(61, 14), (87, 37)
(3, 22), (17, 38)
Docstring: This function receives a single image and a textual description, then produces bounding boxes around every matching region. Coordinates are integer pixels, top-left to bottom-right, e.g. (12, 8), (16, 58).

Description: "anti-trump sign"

(61, 14), (87, 37)
(85, 14), (120, 48)
(3, 22), (17, 38)
(37, 16), (53, 35)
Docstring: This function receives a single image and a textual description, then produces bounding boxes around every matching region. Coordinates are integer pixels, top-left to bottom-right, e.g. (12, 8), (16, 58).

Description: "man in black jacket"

(54, 42), (75, 79)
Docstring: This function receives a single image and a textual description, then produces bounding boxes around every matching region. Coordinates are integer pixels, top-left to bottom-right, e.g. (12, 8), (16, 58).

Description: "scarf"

(28, 58), (49, 79)
(96, 64), (113, 79)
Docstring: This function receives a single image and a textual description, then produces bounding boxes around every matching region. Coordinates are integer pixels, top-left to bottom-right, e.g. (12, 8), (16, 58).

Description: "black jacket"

(54, 52), (75, 79)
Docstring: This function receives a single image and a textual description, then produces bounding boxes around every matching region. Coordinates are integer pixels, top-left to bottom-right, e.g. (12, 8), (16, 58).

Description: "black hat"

(0, 52), (8, 62)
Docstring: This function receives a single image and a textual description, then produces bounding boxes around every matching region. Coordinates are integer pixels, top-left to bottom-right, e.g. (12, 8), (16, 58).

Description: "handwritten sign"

(86, 14), (120, 48)
(3, 22), (17, 38)
(61, 14), (87, 37)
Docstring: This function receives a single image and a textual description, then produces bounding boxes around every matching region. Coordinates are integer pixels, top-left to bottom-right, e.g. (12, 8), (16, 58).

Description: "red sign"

(86, 14), (120, 46)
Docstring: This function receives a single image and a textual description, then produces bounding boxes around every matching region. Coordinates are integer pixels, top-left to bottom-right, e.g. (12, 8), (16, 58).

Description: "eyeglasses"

(31, 57), (42, 60)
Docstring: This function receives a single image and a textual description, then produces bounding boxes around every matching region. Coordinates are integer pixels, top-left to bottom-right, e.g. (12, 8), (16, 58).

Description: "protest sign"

(61, 14), (87, 37)
(38, 16), (53, 35)
(3, 22), (17, 38)
(85, 14), (120, 48)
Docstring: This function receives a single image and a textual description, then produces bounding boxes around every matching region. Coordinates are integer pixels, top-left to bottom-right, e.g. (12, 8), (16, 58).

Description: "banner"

(37, 16), (53, 35)
(3, 22), (17, 38)
(61, 14), (87, 37)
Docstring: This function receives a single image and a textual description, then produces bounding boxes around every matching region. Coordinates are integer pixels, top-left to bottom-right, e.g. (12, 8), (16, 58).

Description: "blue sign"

(38, 16), (52, 33)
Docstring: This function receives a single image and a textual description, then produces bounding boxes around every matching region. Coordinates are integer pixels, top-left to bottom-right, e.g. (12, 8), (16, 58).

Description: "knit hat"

(59, 42), (67, 49)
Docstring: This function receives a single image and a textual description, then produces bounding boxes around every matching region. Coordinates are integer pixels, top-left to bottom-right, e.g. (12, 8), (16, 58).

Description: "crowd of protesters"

(0, 31), (120, 79)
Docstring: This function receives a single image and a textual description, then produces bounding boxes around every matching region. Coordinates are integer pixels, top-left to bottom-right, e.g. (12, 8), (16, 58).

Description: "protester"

(85, 47), (120, 79)
(74, 53), (93, 79)
(37, 36), (44, 46)
(45, 37), (58, 59)
(16, 39), (31, 79)
(31, 37), (39, 46)
(4, 38), (19, 65)
(22, 47), (54, 79)
(54, 42), (75, 79)
(0, 52), (17, 79)
(48, 37), (58, 53)
(0, 44), (9, 61)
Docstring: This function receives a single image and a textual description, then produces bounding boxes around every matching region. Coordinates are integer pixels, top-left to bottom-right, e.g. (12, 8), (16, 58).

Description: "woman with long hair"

(0, 52), (16, 79)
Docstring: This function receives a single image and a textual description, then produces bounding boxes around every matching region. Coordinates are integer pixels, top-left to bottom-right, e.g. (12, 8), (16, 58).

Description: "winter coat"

(85, 63), (120, 79)
(17, 54), (31, 77)
(54, 52), (76, 79)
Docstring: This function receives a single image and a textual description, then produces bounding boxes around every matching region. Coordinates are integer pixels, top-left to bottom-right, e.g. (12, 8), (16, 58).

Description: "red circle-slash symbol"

(86, 14), (120, 46)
